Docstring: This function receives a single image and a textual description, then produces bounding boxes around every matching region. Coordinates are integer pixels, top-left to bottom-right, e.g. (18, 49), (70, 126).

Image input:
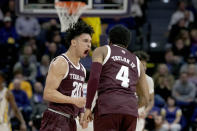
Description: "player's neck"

(65, 50), (80, 66)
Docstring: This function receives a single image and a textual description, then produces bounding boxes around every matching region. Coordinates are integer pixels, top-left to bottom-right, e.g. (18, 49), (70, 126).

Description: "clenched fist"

(72, 97), (86, 108)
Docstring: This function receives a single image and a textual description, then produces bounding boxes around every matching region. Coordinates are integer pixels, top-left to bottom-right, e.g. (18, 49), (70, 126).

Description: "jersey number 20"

(116, 66), (130, 88)
(71, 81), (82, 97)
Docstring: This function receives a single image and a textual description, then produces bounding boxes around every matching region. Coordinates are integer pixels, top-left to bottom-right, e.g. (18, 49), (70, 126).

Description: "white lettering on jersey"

(71, 81), (83, 97)
(69, 74), (85, 81)
(111, 56), (136, 68)
(121, 50), (126, 54)
(130, 62), (136, 68)
(111, 56), (130, 64)
(116, 65), (130, 88)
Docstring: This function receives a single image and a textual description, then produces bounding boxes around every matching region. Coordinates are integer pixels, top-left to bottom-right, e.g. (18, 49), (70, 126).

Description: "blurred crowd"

(145, 0), (197, 131)
(0, 0), (197, 131)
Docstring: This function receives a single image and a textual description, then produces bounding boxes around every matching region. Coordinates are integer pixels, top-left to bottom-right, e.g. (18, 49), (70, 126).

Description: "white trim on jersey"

(136, 56), (140, 77)
(102, 45), (111, 65)
(63, 54), (80, 70)
(59, 55), (70, 79)
(80, 64), (86, 78)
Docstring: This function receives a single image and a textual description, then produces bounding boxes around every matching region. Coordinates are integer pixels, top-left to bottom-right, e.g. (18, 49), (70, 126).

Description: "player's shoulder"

(52, 55), (68, 65)
(146, 74), (154, 85)
(95, 45), (108, 52)
(146, 74), (154, 92)
(146, 74), (154, 86)
(93, 45), (108, 56)
(145, 74), (153, 82)
(50, 55), (68, 72)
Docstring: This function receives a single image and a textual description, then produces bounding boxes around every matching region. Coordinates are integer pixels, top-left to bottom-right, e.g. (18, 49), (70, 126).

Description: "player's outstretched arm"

(84, 46), (107, 122)
(85, 46), (107, 109)
(43, 57), (86, 108)
(136, 62), (150, 108)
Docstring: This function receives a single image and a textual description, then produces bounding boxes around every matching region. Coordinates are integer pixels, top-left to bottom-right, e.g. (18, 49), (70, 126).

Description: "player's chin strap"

(85, 62), (102, 109)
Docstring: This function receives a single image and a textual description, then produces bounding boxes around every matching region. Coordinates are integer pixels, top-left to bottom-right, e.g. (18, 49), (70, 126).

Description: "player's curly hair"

(134, 51), (149, 62)
(109, 25), (131, 47)
(65, 20), (94, 46)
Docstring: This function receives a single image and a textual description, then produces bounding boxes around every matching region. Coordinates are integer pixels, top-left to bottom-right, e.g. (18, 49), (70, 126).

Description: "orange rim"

(55, 1), (86, 14)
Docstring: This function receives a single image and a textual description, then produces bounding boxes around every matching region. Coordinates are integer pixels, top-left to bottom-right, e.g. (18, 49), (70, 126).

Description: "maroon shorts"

(40, 110), (76, 131)
(94, 112), (137, 131)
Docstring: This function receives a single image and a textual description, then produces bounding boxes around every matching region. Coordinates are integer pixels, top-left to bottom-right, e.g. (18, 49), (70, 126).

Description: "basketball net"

(55, 0), (88, 32)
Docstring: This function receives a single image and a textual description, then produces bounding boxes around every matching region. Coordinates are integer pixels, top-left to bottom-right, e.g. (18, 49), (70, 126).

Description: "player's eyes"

(82, 39), (91, 43)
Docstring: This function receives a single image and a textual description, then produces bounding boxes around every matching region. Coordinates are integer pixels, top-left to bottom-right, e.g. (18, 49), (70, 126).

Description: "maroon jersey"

(49, 54), (86, 117)
(96, 45), (140, 117)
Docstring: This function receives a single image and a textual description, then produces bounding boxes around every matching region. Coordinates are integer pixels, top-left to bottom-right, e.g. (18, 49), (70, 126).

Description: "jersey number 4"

(116, 66), (130, 88)
(71, 81), (83, 97)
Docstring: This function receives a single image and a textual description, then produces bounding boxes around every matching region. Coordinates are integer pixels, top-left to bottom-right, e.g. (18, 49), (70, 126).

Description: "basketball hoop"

(55, 0), (88, 32)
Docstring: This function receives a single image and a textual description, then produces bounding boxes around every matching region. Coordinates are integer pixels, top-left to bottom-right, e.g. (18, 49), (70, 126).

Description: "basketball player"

(83, 25), (150, 131)
(134, 51), (154, 131)
(0, 71), (26, 131)
(40, 21), (94, 131)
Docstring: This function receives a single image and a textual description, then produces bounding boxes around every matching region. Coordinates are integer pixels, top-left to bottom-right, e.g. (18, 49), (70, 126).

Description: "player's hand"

(139, 111), (147, 119)
(20, 123), (27, 131)
(79, 113), (88, 129)
(73, 97), (86, 108)
(83, 109), (92, 123)
(81, 120), (88, 129)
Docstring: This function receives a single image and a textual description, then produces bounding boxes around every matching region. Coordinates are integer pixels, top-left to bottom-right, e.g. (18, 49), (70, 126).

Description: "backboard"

(16, 0), (131, 18)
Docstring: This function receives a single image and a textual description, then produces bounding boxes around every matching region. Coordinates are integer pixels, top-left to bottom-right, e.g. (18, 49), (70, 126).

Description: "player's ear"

(71, 39), (77, 46)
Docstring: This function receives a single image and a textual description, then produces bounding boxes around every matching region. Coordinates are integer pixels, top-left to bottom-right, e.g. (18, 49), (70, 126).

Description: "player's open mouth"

(84, 50), (89, 55)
